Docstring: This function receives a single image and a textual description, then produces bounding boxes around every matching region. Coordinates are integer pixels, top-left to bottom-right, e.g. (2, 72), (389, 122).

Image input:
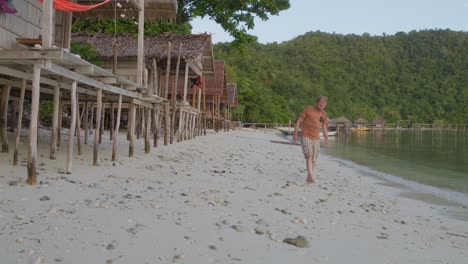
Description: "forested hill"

(214, 29), (468, 124)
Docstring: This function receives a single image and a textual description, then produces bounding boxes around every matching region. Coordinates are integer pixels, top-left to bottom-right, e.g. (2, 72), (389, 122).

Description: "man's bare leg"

(305, 156), (315, 183)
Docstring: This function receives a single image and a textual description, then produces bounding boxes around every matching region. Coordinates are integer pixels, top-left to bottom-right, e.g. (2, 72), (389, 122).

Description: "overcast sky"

(190, 0), (468, 43)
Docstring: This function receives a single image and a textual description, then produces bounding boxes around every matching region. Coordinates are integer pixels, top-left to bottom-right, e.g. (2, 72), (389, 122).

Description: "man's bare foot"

(306, 177), (315, 184)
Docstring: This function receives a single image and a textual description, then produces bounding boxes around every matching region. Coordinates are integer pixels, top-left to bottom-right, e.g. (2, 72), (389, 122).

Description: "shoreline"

(1, 129), (467, 263)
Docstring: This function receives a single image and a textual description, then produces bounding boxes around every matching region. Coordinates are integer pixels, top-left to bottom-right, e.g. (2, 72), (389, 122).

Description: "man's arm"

(322, 121), (329, 146)
(293, 115), (304, 142)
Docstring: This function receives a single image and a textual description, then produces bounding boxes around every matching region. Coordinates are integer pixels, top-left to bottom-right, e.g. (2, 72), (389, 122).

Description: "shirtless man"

(293, 96), (329, 183)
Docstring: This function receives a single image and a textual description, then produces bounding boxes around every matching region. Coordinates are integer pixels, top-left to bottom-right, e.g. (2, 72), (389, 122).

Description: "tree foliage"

(177, 0), (290, 48)
(215, 29), (468, 124)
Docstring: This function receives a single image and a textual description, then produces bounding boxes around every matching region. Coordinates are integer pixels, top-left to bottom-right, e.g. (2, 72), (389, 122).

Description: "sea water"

(322, 130), (468, 206)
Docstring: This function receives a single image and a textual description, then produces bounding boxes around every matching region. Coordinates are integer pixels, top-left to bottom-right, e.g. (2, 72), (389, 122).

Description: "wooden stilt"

(164, 42), (172, 99)
(89, 102), (94, 137)
(27, 58), (42, 185)
(129, 102), (136, 157)
(110, 103), (115, 140)
(84, 101), (89, 144)
(136, 106), (141, 140)
(177, 108), (183, 142)
(112, 95), (122, 161)
(9, 101), (16, 133)
(0, 83), (11, 153)
(13, 79), (26, 166)
(57, 99), (62, 147)
(145, 108), (151, 154)
(76, 93), (82, 155)
(93, 89), (102, 166)
(164, 103), (169, 145)
(99, 103), (105, 144)
(153, 104), (160, 148)
(66, 81), (77, 173)
(50, 86), (60, 159)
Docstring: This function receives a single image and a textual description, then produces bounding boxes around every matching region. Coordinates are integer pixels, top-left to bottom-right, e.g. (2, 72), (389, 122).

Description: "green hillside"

(214, 29), (468, 124)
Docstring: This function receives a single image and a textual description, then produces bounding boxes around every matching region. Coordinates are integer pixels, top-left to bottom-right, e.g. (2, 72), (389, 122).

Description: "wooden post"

(0, 83), (11, 152)
(197, 88), (201, 111)
(76, 93), (82, 155)
(13, 79), (26, 166)
(153, 104), (160, 148)
(27, 61), (42, 185)
(84, 101), (89, 144)
(50, 85), (60, 159)
(89, 102), (94, 138)
(183, 62), (189, 103)
(112, 95), (122, 161)
(164, 103), (169, 145)
(177, 108), (183, 142)
(136, 106), (141, 140)
(57, 99), (62, 147)
(93, 89), (102, 166)
(171, 43), (183, 144)
(129, 102), (136, 157)
(110, 103), (115, 140)
(137, 0), (144, 85)
(164, 42), (172, 99)
(41, 0), (53, 48)
(99, 103), (105, 144)
(152, 59), (159, 96)
(66, 81), (77, 173)
(9, 101), (16, 133)
(145, 108), (151, 153)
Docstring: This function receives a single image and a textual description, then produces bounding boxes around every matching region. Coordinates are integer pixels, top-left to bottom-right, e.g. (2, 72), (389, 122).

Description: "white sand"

(1, 129), (467, 264)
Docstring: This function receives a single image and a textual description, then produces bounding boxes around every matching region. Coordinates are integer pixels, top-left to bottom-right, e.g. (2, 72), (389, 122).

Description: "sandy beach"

(1, 129), (467, 264)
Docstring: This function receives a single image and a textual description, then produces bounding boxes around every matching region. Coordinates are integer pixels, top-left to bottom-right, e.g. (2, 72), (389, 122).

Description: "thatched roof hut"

(72, 33), (214, 76)
(373, 118), (385, 125)
(226, 83), (239, 107)
(354, 117), (367, 124)
(73, 0), (178, 21)
(204, 60), (225, 96)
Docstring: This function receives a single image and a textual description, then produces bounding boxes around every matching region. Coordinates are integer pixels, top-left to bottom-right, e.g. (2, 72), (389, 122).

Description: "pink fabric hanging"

(0, 0), (17, 14)
(37, 0), (110, 12)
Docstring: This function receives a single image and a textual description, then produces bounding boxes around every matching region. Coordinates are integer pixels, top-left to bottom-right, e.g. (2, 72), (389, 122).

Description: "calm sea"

(320, 130), (468, 205)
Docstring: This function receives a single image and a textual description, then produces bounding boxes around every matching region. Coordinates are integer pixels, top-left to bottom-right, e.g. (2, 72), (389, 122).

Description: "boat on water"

(349, 125), (371, 131)
(277, 127), (337, 137)
(277, 127), (297, 136)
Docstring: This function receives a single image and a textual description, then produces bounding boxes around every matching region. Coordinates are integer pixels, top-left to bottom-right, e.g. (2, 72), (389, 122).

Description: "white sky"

(190, 0), (468, 43)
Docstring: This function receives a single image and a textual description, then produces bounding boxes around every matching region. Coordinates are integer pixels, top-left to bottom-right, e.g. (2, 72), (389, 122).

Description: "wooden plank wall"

(0, 0), (42, 49)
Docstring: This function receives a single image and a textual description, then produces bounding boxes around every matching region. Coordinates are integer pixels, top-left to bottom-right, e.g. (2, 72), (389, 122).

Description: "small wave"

(324, 154), (468, 206)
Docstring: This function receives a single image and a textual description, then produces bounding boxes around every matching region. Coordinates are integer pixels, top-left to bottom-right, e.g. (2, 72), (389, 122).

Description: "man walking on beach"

(293, 96), (329, 183)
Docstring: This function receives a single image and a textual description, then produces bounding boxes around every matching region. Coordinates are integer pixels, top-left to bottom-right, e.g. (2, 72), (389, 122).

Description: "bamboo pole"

(129, 102), (136, 157)
(27, 61), (42, 185)
(76, 93), (82, 155)
(99, 103), (105, 144)
(145, 108), (151, 154)
(164, 103), (169, 145)
(13, 79), (26, 166)
(171, 43), (183, 144)
(84, 101), (89, 144)
(50, 86), (60, 159)
(164, 42), (172, 99)
(0, 83), (11, 153)
(66, 81), (77, 173)
(57, 99), (62, 147)
(112, 95), (122, 161)
(93, 89), (102, 166)
(183, 63), (189, 103)
(110, 103), (114, 140)
(177, 108), (183, 142)
(153, 104), (160, 148)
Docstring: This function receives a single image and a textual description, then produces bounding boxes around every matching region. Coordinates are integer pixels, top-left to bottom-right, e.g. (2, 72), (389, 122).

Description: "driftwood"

(270, 140), (301, 146)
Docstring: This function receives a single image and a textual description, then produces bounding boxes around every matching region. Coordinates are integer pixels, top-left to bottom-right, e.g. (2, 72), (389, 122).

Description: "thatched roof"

(73, 0), (177, 20)
(71, 33), (215, 75)
(354, 117), (367, 124)
(373, 118), (385, 125)
(204, 60), (225, 96)
(226, 83), (239, 106)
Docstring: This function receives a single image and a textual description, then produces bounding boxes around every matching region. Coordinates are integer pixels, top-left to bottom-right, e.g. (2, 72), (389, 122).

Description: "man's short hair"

(316, 96), (328, 103)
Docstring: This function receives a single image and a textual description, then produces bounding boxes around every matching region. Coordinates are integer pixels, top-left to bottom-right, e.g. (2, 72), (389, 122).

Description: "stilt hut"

(221, 82), (239, 130)
(0, 0), (177, 185)
(203, 60), (227, 131)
